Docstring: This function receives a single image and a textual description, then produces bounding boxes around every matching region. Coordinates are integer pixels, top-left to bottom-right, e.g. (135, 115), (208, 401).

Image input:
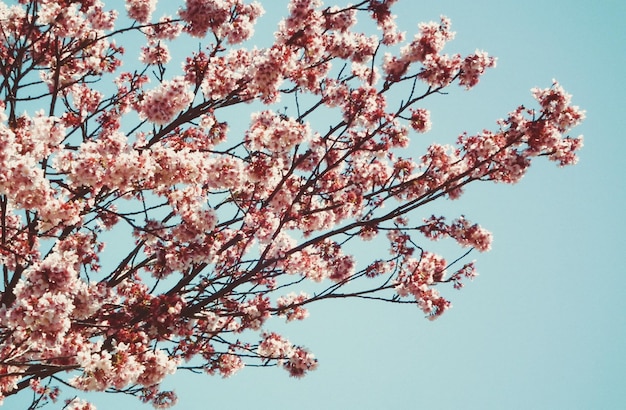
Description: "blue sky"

(5, 0), (626, 409)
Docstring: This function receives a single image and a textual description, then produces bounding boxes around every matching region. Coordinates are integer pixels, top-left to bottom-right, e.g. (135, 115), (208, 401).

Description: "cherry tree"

(0, 0), (585, 408)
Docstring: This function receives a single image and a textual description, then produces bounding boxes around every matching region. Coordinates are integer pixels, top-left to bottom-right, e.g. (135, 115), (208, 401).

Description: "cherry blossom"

(276, 292), (310, 322)
(409, 108), (432, 133)
(137, 77), (194, 125)
(126, 0), (156, 23)
(0, 0), (585, 408)
(65, 398), (97, 410)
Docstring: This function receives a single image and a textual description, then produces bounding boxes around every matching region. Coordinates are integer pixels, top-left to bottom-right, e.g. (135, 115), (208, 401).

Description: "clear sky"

(5, 0), (626, 409)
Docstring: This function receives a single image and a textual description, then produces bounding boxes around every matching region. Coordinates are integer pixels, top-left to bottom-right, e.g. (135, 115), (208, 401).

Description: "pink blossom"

(418, 53), (463, 88)
(284, 347), (318, 378)
(246, 110), (311, 153)
(409, 108), (432, 133)
(179, 0), (264, 40)
(138, 77), (193, 125)
(70, 84), (104, 118)
(65, 398), (97, 410)
(239, 295), (271, 330)
(459, 50), (497, 89)
(420, 215), (493, 252)
(87, 3), (118, 31)
(324, 6), (357, 32)
(403, 16), (455, 63)
(532, 81), (586, 131)
(140, 42), (171, 65)
(276, 292), (310, 322)
(368, 0), (404, 45)
(126, 0), (156, 23)
(147, 16), (183, 40)
(136, 350), (179, 387)
(217, 353), (245, 378)
(258, 332), (295, 362)
(352, 62), (380, 85)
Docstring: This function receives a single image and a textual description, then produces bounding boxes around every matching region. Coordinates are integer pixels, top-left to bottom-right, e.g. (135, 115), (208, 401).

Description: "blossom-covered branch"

(0, 0), (584, 408)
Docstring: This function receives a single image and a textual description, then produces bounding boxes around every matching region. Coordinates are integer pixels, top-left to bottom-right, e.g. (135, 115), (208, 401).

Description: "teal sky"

(5, 1), (626, 409)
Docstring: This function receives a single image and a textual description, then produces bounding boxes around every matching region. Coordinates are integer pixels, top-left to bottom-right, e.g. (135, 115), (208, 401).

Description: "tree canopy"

(0, 0), (584, 408)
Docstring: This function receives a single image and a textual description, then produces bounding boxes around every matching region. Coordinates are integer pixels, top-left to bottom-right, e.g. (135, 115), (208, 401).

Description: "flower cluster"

(179, 0), (264, 42)
(276, 292), (310, 322)
(126, 0), (156, 23)
(258, 332), (318, 378)
(382, 16), (496, 89)
(459, 50), (497, 89)
(245, 111), (311, 153)
(393, 252), (451, 319)
(65, 398), (97, 410)
(420, 215), (493, 252)
(137, 77), (194, 125)
(409, 108), (432, 133)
